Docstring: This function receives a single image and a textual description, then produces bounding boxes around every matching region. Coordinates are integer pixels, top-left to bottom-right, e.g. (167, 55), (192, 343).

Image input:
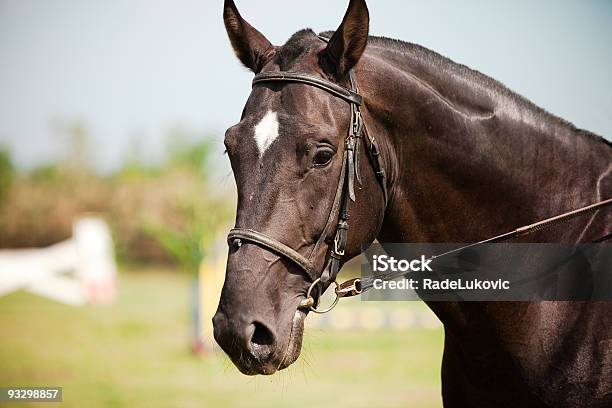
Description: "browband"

(253, 72), (362, 106)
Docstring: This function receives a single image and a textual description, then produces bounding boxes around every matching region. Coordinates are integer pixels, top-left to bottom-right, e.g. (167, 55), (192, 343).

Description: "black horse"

(213, 1), (612, 406)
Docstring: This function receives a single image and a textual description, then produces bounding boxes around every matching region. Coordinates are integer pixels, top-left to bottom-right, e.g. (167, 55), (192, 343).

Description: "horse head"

(213, 0), (387, 375)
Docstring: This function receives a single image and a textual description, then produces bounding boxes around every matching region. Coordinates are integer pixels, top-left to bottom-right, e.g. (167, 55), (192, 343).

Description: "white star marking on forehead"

(253, 110), (279, 157)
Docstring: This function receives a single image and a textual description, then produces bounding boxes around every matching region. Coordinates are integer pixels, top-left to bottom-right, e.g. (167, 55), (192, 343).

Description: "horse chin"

(278, 309), (307, 371)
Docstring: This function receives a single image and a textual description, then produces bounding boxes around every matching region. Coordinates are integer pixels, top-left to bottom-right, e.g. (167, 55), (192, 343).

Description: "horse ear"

(223, 0), (275, 73)
(322, 0), (369, 78)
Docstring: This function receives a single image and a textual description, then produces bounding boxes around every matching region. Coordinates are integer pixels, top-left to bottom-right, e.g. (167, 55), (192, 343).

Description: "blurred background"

(0, 1), (610, 407)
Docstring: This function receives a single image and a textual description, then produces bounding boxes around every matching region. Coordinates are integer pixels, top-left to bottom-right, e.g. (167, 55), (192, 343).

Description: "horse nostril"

(250, 322), (274, 347)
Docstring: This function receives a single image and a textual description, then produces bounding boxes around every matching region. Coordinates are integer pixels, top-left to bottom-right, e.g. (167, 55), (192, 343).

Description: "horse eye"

(313, 148), (334, 167)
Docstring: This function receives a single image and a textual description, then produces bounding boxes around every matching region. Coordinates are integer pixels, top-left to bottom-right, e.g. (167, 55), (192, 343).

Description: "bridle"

(225, 38), (612, 315)
(227, 38), (388, 313)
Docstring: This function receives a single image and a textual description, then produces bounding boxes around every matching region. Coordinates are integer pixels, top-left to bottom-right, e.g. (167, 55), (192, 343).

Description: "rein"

(336, 197), (612, 300)
(226, 38), (612, 315)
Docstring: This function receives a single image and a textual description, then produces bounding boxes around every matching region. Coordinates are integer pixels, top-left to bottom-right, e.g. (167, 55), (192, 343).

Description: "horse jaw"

(278, 309), (307, 370)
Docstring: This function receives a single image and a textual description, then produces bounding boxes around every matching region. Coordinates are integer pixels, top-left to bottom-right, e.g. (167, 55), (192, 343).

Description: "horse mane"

(316, 30), (612, 149)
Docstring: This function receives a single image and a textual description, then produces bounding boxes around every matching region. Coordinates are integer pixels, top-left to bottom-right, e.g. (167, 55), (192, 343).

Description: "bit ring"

(298, 278), (340, 314)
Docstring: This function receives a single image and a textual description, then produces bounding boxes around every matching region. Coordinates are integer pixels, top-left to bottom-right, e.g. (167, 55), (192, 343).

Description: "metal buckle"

(334, 234), (345, 256)
(352, 111), (361, 134)
(336, 278), (362, 298)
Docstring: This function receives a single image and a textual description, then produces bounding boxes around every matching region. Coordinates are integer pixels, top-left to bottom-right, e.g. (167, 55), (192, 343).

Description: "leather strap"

(253, 72), (362, 106)
(364, 128), (389, 204)
(307, 145), (349, 261)
(227, 228), (317, 281)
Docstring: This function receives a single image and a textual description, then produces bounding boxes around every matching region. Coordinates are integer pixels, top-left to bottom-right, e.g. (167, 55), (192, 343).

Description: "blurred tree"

(165, 126), (213, 175)
(144, 192), (232, 274)
(0, 148), (15, 206)
(142, 131), (232, 273)
(28, 163), (61, 183)
(0, 125), (234, 267)
(56, 120), (92, 174)
(116, 133), (161, 180)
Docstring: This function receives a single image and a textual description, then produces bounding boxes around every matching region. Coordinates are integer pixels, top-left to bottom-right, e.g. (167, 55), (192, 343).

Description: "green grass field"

(0, 269), (443, 408)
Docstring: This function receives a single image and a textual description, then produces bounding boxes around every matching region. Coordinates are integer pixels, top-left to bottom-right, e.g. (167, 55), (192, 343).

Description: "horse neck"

(356, 45), (612, 342)
(358, 46), (612, 244)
